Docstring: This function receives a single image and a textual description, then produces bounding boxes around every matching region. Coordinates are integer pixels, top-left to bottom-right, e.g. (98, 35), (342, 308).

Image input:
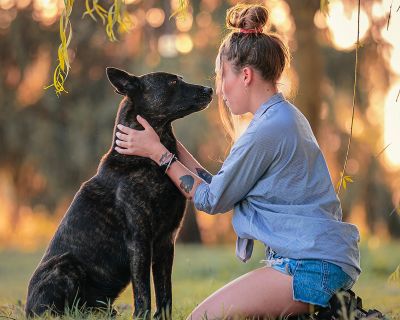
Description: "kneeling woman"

(115, 4), (360, 319)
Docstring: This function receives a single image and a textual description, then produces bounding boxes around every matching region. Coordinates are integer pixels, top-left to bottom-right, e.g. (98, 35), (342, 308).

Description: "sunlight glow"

(389, 47), (400, 75)
(176, 13), (193, 32)
(264, 0), (295, 36)
(269, 1), (294, 35)
(383, 83), (400, 168)
(158, 34), (178, 58)
(325, 1), (370, 50)
(145, 8), (165, 28)
(372, 2), (386, 19)
(175, 33), (193, 54)
(381, 3), (400, 77)
(32, 0), (63, 25)
(0, 0), (13, 9)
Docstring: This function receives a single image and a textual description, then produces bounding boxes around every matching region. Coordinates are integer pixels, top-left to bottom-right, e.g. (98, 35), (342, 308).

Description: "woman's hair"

(216, 3), (290, 142)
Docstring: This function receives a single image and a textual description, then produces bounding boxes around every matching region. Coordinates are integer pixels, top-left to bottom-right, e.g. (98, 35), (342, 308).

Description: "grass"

(0, 240), (399, 319)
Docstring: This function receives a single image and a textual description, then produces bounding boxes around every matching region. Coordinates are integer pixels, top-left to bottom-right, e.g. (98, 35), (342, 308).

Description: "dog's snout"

(204, 87), (213, 95)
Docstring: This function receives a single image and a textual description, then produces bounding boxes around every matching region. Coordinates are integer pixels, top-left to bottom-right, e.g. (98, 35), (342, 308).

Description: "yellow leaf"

(93, 1), (107, 24)
(170, 0), (189, 20)
(344, 176), (354, 183)
(83, 0), (97, 21)
(320, 0), (330, 16)
(46, 0), (73, 95)
(388, 265), (400, 286)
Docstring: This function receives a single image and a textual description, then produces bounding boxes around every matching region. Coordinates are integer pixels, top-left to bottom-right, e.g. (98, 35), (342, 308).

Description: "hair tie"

(239, 27), (263, 34)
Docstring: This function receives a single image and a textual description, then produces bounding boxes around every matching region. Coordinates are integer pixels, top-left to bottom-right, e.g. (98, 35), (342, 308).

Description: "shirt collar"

(252, 92), (285, 121)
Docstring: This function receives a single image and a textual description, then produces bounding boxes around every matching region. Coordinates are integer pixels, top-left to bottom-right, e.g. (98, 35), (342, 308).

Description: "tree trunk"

(177, 202), (202, 243)
(287, 0), (323, 136)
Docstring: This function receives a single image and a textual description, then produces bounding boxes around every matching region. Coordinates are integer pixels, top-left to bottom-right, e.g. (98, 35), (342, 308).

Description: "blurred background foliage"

(0, 0), (400, 253)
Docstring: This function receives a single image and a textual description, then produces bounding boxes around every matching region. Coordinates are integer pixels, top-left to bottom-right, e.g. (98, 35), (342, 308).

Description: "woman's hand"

(115, 115), (163, 160)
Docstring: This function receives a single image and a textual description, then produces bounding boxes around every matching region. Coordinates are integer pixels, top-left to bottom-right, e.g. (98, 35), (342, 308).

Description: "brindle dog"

(25, 67), (213, 319)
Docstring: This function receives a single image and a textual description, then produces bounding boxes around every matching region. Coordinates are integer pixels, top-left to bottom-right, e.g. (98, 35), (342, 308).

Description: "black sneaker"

(314, 289), (386, 320)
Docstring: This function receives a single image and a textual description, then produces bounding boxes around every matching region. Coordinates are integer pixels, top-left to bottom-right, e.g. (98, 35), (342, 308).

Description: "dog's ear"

(106, 67), (139, 95)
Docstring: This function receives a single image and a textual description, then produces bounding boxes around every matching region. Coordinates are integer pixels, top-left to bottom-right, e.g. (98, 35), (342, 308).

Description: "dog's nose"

(204, 87), (213, 95)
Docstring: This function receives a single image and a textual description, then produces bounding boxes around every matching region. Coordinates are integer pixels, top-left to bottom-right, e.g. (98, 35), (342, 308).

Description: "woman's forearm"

(176, 141), (213, 183)
(151, 144), (206, 200)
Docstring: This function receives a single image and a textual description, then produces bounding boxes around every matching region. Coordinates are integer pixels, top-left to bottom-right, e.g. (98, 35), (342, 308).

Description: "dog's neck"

(108, 117), (176, 160)
(116, 98), (170, 137)
(118, 118), (173, 141)
(101, 98), (177, 167)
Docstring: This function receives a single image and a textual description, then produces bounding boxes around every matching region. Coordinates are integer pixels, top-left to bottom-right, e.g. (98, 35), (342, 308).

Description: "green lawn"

(0, 241), (399, 319)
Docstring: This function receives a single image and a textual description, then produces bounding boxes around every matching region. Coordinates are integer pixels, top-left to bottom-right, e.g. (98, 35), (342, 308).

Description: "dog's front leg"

(152, 235), (174, 320)
(128, 238), (152, 319)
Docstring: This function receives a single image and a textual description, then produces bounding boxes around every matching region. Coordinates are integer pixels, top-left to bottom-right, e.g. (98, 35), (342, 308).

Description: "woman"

(115, 4), (361, 319)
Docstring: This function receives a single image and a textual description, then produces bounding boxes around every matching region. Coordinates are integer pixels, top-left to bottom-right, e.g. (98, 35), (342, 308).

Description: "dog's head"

(106, 67), (213, 125)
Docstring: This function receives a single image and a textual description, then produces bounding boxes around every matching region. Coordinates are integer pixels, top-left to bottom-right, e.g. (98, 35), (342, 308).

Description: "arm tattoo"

(179, 175), (194, 193)
(159, 151), (172, 166)
(195, 168), (213, 183)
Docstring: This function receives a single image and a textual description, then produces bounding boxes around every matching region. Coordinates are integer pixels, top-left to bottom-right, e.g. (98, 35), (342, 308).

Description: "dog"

(25, 67), (213, 319)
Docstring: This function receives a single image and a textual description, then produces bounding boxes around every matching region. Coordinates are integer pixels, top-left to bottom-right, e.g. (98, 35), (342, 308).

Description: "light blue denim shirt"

(193, 92), (361, 281)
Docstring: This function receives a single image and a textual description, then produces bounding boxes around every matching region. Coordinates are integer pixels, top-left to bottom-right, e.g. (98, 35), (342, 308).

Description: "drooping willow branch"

(44, 0), (74, 95)
(336, 0), (361, 196)
(46, 0), (331, 96)
(83, 0), (133, 42)
(45, 0), (188, 96)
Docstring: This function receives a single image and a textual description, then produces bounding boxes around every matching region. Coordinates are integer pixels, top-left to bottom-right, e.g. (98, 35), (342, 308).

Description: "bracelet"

(159, 152), (177, 173)
(164, 154), (178, 174)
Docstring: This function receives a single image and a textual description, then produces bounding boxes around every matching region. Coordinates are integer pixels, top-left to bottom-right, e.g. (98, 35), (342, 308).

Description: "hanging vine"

(336, 0), (360, 195)
(45, 0), (188, 96)
(44, 0), (74, 95)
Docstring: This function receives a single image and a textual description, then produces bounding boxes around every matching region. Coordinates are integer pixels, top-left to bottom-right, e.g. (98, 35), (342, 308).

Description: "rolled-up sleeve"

(193, 124), (281, 214)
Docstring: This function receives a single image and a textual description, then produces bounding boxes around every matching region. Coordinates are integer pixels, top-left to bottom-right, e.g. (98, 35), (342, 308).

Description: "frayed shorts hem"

(262, 251), (355, 308)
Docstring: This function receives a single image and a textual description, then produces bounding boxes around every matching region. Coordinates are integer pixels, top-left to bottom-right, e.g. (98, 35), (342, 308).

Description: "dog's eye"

(169, 80), (177, 85)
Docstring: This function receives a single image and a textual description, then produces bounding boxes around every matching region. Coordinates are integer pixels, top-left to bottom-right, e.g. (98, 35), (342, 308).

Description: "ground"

(0, 241), (399, 319)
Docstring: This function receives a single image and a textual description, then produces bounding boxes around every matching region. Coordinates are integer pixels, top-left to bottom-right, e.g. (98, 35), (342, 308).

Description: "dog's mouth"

(194, 98), (212, 109)
(171, 97), (211, 121)
(191, 93), (213, 108)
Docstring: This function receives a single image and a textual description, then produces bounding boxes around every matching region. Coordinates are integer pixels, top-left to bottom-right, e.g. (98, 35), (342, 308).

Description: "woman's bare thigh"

(187, 267), (310, 320)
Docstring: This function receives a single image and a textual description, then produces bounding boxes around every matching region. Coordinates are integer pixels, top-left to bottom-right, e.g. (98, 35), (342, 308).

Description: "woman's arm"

(175, 141), (213, 183)
(115, 115), (280, 214)
(150, 144), (207, 200)
(115, 116), (208, 200)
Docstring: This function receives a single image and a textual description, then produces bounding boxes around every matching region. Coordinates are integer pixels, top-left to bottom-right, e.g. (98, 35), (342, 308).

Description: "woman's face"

(219, 59), (248, 115)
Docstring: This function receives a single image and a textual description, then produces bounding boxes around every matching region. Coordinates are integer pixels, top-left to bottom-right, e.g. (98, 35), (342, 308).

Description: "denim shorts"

(262, 248), (355, 307)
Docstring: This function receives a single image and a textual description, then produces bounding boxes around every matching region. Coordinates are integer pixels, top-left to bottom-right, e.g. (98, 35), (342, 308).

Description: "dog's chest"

(117, 163), (184, 216)
(115, 166), (185, 237)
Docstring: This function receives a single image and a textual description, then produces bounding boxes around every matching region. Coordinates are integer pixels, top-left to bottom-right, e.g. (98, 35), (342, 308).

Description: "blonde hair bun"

(226, 4), (269, 31)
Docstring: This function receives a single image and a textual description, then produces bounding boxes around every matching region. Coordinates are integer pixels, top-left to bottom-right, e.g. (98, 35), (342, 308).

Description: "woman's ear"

(242, 67), (253, 87)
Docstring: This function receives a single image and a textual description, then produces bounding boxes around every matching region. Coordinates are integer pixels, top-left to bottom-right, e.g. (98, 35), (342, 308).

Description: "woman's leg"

(187, 267), (310, 320)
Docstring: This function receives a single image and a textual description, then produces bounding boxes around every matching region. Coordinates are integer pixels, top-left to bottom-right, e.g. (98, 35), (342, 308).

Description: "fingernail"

(137, 115), (141, 119)
(117, 124), (122, 129)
